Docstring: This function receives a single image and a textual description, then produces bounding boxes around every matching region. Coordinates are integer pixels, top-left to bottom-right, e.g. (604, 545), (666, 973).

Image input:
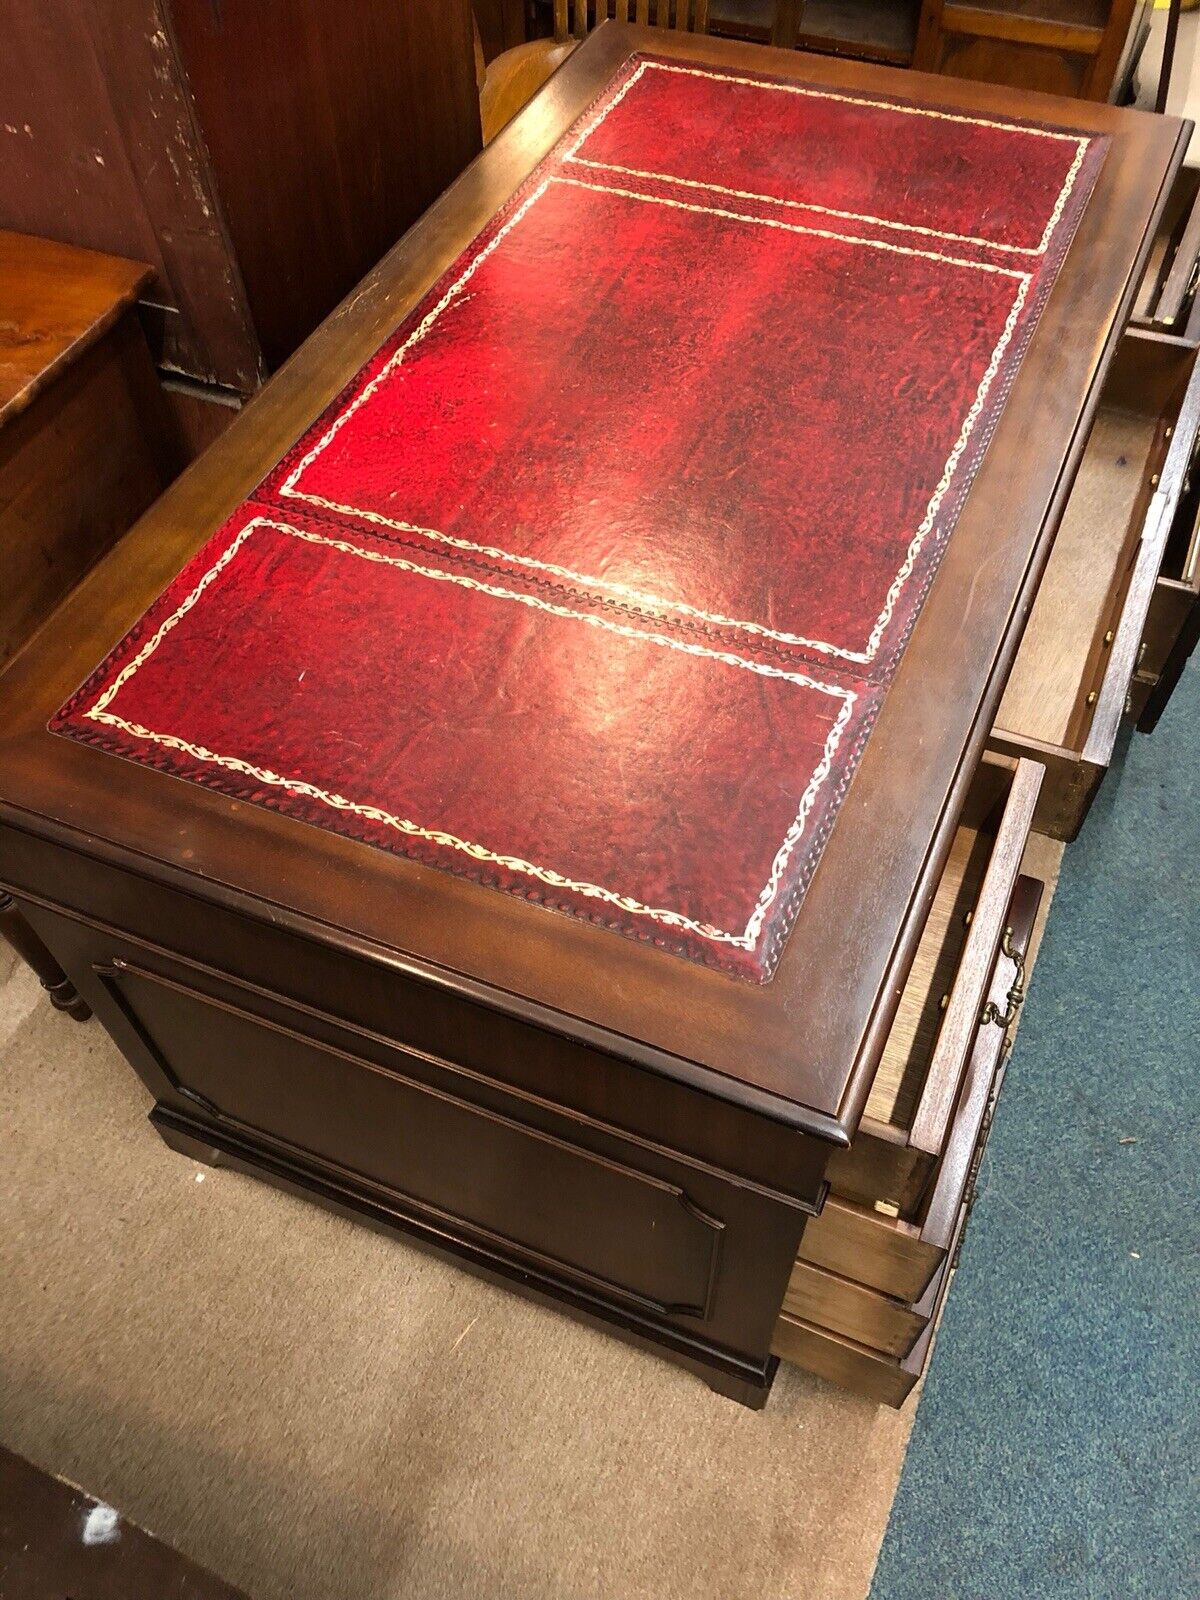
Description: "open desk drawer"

(822, 757), (1041, 1227)
(773, 874), (1042, 1403)
(770, 757), (1045, 1397)
(1129, 443), (1200, 732)
(1131, 166), (1200, 340)
(991, 329), (1200, 839)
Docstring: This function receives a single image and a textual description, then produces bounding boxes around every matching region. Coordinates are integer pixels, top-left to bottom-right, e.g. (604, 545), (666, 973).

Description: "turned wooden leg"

(0, 893), (92, 1021)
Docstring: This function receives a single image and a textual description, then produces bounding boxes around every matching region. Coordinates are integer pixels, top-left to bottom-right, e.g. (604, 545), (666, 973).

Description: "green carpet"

(871, 668), (1199, 1600)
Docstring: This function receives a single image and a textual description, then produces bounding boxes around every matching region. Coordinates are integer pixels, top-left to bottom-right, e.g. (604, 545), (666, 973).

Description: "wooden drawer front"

(1133, 167), (1200, 339)
(993, 329), (1200, 837)
(800, 874), (1042, 1305)
(1131, 574), (1200, 732)
(1139, 566), (1199, 684)
(771, 1312), (928, 1408)
(780, 1260), (927, 1359)
(794, 1195), (938, 1305)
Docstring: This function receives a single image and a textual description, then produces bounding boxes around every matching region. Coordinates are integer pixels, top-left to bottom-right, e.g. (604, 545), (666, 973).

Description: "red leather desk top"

(52, 54), (1105, 981)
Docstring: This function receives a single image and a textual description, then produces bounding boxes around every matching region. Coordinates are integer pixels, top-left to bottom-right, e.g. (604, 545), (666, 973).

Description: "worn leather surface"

(53, 55), (1106, 980)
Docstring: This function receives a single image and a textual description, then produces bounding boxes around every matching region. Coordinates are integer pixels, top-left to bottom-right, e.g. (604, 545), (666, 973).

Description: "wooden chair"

(478, 3), (712, 145)
(912, 0), (1142, 99)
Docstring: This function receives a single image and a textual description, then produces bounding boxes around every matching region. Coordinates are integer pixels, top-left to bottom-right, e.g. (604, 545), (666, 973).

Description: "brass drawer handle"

(980, 925), (1026, 1030)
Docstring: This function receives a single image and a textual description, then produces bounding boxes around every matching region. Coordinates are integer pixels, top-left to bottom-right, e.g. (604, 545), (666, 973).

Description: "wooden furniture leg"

(0, 893), (91, 1020)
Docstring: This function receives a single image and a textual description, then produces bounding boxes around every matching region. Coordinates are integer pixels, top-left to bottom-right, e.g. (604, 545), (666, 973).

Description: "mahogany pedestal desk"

(0, 27), (1184, 1408)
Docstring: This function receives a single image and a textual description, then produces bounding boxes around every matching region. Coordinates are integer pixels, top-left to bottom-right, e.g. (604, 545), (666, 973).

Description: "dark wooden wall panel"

(0, 1), (260, 390)
(168, 0), (483, 372)
(0, 1), (481, 393)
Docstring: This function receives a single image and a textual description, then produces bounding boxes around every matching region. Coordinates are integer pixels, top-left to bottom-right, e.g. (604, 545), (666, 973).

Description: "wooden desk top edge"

(0, 28), (1186, 1140)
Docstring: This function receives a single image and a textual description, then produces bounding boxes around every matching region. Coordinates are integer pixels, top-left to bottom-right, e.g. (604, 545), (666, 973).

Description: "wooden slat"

(695, 0), (710, 30)
(553, 0), (570, 42)
(771, 0), (803, 48)
(940, 3), (1104, 54)
(614, 0), (631, 23)
(908, 761), (1041, 1157)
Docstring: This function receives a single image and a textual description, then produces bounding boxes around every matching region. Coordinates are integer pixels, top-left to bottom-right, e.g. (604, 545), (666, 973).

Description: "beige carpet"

(0, 945), (916, 1600)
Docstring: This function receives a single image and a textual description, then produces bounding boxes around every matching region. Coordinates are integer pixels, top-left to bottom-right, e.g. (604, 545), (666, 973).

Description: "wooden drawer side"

(781, 1259), (928, 1359)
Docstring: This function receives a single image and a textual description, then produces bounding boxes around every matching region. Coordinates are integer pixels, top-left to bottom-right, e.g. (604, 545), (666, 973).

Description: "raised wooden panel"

(99, 957), (725, 1320)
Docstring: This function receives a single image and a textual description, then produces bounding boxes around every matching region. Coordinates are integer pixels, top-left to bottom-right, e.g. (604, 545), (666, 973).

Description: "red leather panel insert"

(570, 57), (1091, 254)
(53, 54), (1105, 980)
(53, 510), (879, 980)
(269, 176), (1030, 674)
